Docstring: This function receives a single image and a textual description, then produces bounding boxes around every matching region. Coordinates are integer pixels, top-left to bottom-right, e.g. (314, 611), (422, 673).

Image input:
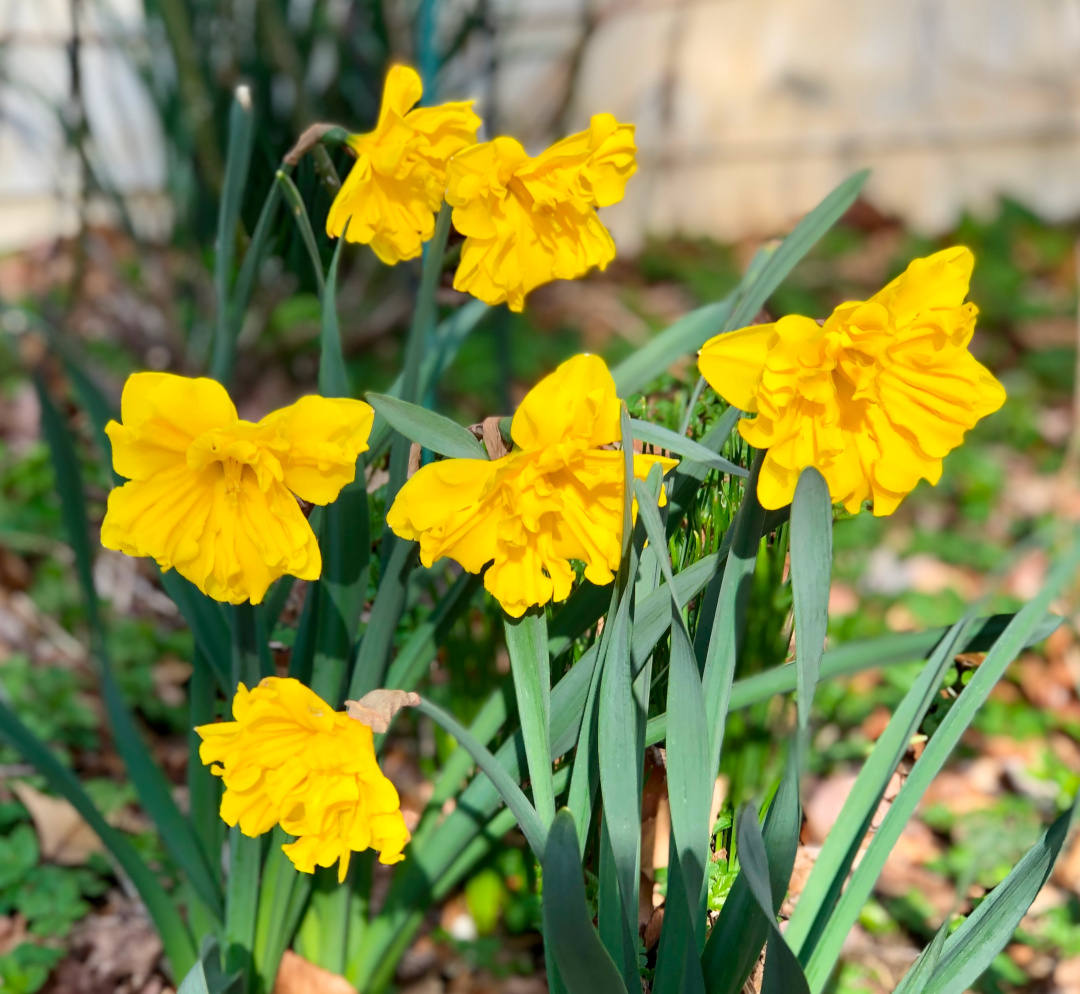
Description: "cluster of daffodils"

(324, 65), (636, 312)
(97, 67), (1008, 880)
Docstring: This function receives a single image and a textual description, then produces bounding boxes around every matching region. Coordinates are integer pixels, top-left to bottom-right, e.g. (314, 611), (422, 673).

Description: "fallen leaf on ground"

(12, 781), (104, 865)
(274, 950), (354, 994)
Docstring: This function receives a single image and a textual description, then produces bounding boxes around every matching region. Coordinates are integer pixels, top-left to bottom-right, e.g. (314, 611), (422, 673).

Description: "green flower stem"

(503, 608), (555, 826)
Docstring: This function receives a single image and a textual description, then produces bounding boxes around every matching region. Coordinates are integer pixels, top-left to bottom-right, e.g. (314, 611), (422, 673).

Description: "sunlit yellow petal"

(511, 353), (621, 450)
(261, 395), (374, 505)
(698, 323), (777, 413)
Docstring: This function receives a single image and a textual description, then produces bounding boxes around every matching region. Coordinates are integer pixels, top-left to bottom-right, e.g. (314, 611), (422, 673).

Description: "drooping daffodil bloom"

(196, 677), (410, 881)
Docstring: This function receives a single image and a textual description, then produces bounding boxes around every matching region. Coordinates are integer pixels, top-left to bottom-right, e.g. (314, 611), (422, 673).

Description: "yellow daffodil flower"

(446, 114), (637, 312)
(698, 247), (1006, 516)
(100, 373), (373, 604)
(386, 354), (676, 617)
(326, 65), (481, 264)
(196, 678), (410, 881)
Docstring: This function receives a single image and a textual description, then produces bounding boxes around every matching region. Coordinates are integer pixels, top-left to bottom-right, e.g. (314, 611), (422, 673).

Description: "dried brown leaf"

(273, 950), (354, 994)
(345, 690), (420, 734)
(12, 782), (104, 865)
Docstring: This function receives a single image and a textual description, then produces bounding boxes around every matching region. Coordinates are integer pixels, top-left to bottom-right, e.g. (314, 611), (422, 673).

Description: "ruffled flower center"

(185, 422), (288, 503)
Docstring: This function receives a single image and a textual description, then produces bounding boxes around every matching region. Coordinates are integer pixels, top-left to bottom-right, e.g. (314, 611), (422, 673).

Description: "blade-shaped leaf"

(804, 533), (1080, 992)
(701, 451), (767, 779)
(159, 571), (231, 693)
(634, 479), (711, 950)
(276, 169), (325, 297)
(736, 805), (811, 994)
(367, 393), (487, 460)
(612, 299), (734, 398)
(504, 609), (555, 825)
(36, 378), (223, 921)
(0, 698), (196, 975)
(611, 169), (868, 397)
(543, 810), (629, 994)
(916, 804), (1076, 994)
(892, 919), (951, 994)
(789, 468), (832, 731)
(787, 614), (977, 960)
(630, 418), (747, 477)
(702, 745), (802, 994)
(414, 697), (547, 856)
(210, 85), (256, 383)
(367, 299), (489, 457)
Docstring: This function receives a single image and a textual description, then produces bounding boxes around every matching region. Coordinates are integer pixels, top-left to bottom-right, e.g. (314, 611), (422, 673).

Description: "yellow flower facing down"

(196, 678), (410, 881)
(101, 373), (373, 604)
(326, 65), (481, 264)
(386, 354), (676, 617)
(698, 247), (1006, 516)
(446, 114), (637, 312)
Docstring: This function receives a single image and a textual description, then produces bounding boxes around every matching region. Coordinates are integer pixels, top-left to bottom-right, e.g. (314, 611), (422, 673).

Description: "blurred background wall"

(4, 0), (1080, 253)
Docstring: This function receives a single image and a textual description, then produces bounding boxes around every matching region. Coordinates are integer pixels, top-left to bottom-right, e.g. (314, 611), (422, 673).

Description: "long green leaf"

(0, 698), (196, 975)
(543, 810), (629, 994)
(210, 85), (255, 383)
(309, 235), (369, 704)
(736, 805), (811, 994)
(789, 468), (832, 731)
(597, 568), (639, 984)
(725, 170), (869, 332)
(613, 300), (733, 396)
(253, 835), (308, 990)
(804, 533), (1080, 992)
(414, 697), (547, 856)
(701, 451), (767, 779)
(916, 804), (1076, 994)
(892, 920), (951, 994)
(220, 174), (285, 383)
(702, 748), (802, 993)
(630, 418), (747, 477)
(635, 478), (711, 964)
(594, 415), (649, 983)
(319, 236), (350, 398)
(787, 615), (978, 960)
(36, 378), (224, 920)
(276, 170), (325, 297)
(177, 961), (211, 994)
(225, 828), (261, 982)
(367, 299), (489, 456)
(160, 570), (231, 693)
(566, 637), (605, 856)
(611, 170), (868, 397)
(644, 612), (1063, 744)
(367, 393), (487, 460)
(504, 609), (555, 825)
(348, 539), (419, 700)
(653, 833), (705, 994)
(383, 571), (483, 693)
